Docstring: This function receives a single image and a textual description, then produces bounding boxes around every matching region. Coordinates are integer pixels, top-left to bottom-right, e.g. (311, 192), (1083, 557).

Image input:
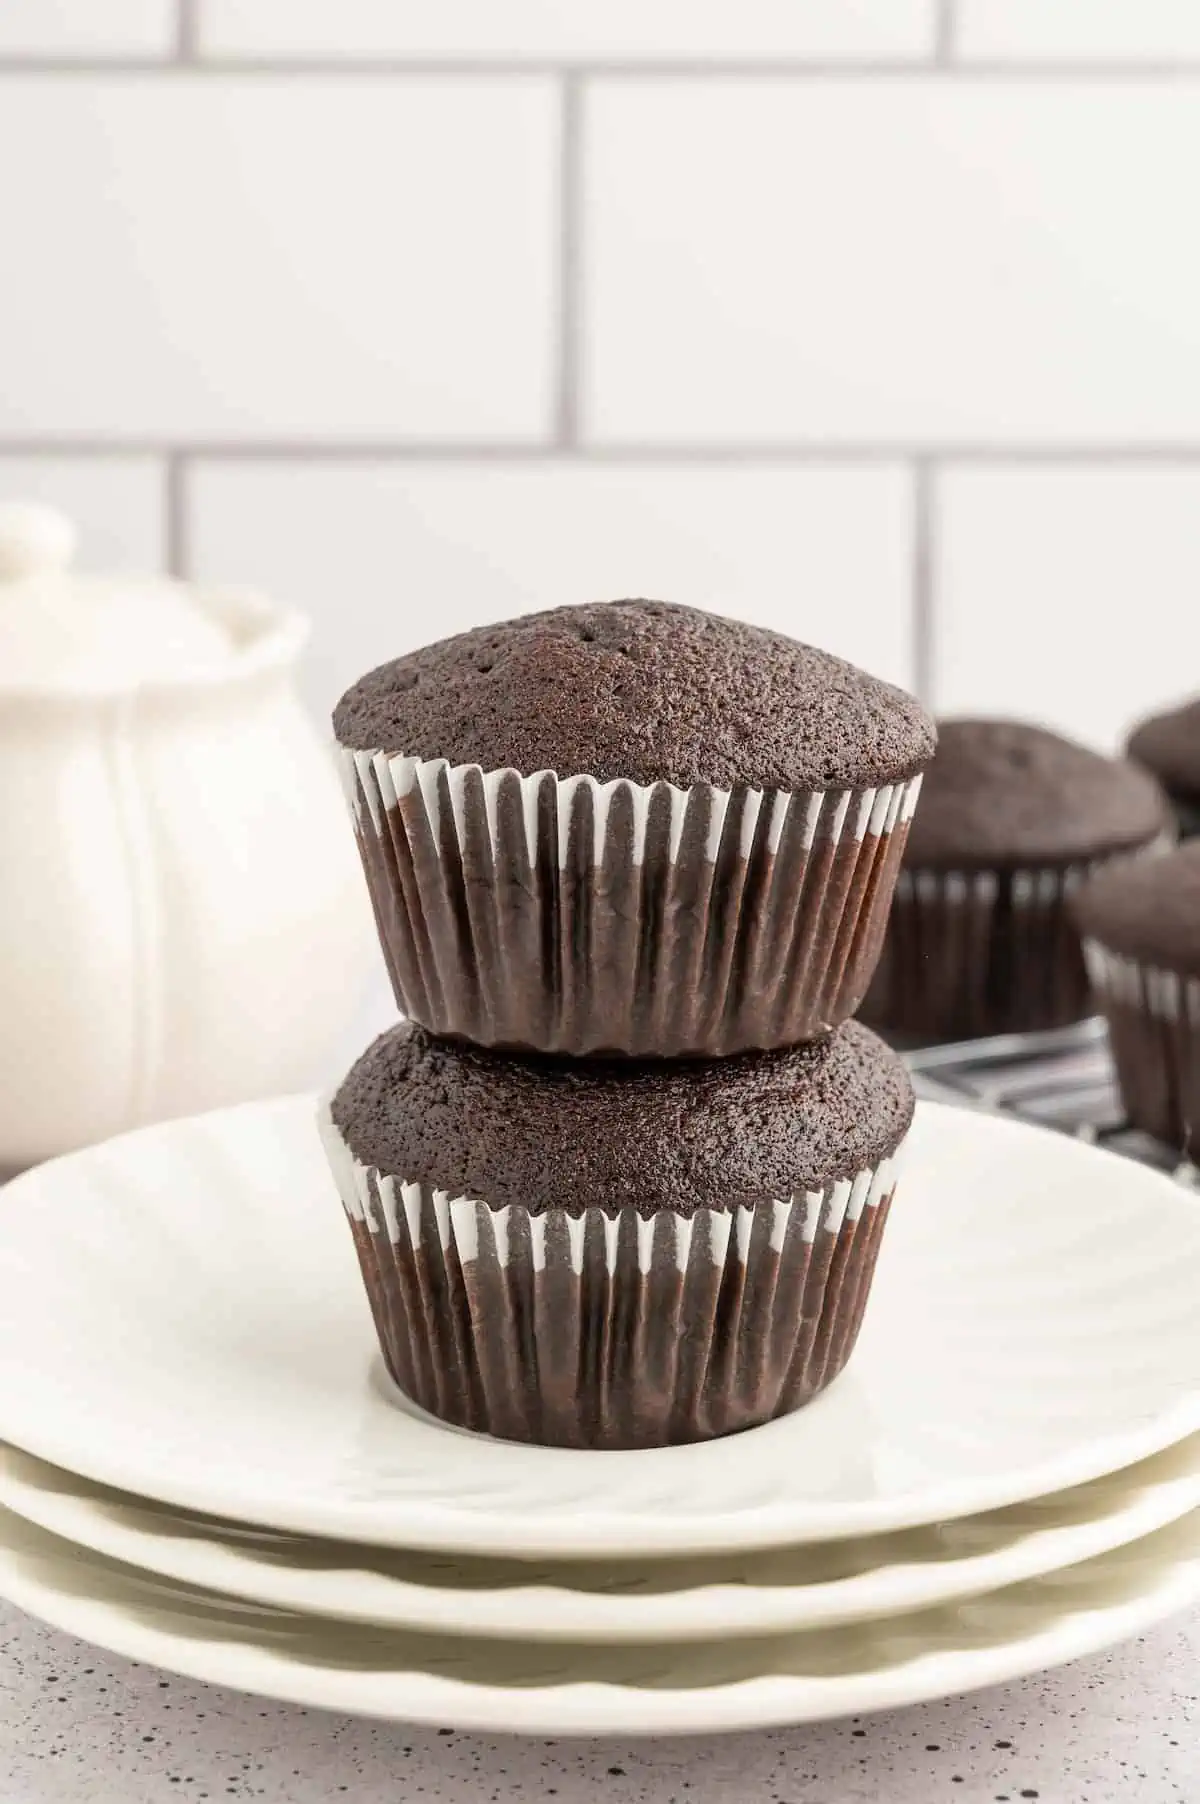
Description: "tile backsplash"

(188, 461), (916, 714)
(4, 1), (1199, 749)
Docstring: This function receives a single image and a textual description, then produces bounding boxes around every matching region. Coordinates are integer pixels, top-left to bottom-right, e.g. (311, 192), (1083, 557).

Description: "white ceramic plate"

(6, 1432), (1200, 1644)
(3, 1097), (1200, 1558)
(5, 1502), (1200, 1736)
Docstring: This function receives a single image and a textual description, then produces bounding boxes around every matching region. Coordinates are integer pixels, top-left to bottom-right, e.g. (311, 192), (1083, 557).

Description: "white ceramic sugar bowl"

(0, 503), (373, 1168)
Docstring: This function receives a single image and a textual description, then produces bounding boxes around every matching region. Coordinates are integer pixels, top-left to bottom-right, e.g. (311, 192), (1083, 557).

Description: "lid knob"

(0, 504), (77, 583)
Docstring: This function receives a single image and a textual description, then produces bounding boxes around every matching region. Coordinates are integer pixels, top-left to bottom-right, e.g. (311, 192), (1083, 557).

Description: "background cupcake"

(1073, 842), (1200, 1155)
(321, 1020), (914, 1451)
(334, 598), (934, 1059)
(863, 719), (1169, 1045)
(1127, 698), (1200, 840)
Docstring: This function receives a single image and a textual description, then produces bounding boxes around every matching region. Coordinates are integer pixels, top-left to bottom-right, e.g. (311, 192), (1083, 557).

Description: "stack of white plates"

(3, 1096), (1200, 1736)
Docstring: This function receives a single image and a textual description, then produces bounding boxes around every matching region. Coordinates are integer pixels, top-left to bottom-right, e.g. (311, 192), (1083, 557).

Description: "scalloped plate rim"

(4, 1432), (1200, 1643)
(3, 1501), (1200, 1735)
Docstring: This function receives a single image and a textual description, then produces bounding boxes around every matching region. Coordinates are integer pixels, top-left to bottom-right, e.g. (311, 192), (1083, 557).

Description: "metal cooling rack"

(906, 1017), (1200, 1189)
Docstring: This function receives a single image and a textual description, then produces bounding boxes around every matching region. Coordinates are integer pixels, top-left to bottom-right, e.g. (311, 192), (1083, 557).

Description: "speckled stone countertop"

(3, 1601), (1197, 1803)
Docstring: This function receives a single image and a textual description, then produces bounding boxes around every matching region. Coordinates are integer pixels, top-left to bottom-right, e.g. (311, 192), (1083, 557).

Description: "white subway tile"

(0, 0), (174, 57)
(585, 81), (1200, 446)
(200, 0), (934, 62)
(935, 467), (1200, 750)
(0, 79), (556, 442)
(0, 457), (165, 571)
(189, 461), (915, 719)
(957, 1), (1200, 64)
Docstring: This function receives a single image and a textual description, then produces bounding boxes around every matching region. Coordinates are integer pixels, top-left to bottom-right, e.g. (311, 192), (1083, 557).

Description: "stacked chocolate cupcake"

(321, 600), (935, 1449)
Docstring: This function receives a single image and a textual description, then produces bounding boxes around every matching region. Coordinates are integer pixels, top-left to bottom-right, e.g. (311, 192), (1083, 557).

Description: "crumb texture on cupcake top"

(904, 718), (1167, 870)
(330, 1020), (913, 1217)
(1128, 698), (1200, 798)
(1072, 840), (1200, 979)
(332, 599), (935, 792)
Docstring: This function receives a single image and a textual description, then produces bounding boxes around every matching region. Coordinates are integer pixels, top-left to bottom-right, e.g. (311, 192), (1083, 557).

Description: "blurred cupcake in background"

(333, 599), (935, 1059)
(1073, 842), (1200, 1156)
(863, 719), (1169, 1045)
(1127, 698), (1200, 841)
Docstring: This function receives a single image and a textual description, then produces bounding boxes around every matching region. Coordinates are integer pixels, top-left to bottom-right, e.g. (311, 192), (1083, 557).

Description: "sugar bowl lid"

(0, 502), (236, 691)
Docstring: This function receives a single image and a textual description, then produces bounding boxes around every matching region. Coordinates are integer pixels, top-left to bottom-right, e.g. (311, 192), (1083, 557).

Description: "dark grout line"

(572, 443), (1200, 465)
(1, 57), (1200, 80)
(9, 440), (1200, 466)
(0, 440), (555, 461)
(912, 461), (937, 706)
(0, 57), (173, 74)
(935, 0), (957, 67)
(553, 76), (584, 448)
(174, 0), (199, 63)
(164, 453), (190, 578)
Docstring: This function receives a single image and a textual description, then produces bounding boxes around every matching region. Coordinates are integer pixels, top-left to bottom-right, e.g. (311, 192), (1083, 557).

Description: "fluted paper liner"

(321, 1109), (906, 1452)
(1085, 940), (1200, 1154)
(865, 852), (1161, 1044)
(340, 750), (922, 1057)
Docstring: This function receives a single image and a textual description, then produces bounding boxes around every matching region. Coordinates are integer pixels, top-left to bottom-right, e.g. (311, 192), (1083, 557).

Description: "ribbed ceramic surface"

(2, 1099), (1200, 1555)
(4, 1501), (1200, 1735)
(6, 1427), (1200, 1645)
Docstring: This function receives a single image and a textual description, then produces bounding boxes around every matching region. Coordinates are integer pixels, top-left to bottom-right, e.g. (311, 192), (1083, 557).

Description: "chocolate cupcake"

(334, 600), (934, 1058)
(863, 719), (1169, 1044)
(321, 1020), (914, 1450)
(1128, 698), (1200, 839)
(1073, 842), (1200, 1154)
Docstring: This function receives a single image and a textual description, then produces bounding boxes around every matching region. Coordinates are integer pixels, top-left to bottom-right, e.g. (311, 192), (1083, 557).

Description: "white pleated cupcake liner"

(866, 841), (1170, 1043)
(895, 859), (1114, 910)
(341, 748), (922, 1057)
(321, 1107), (906, 1451)
(1083, 938), (1200, 1153)
(1084, 942), (1200, 1026)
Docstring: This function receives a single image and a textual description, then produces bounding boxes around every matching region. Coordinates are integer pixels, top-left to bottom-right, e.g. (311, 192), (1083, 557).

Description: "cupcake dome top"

(330, 1020), (913, 1217)
(1072, 840), (1200, 979)
(333, 599), (935, 792)
(904, 719), (1167, 870)
(1127, 698), (1200, 798)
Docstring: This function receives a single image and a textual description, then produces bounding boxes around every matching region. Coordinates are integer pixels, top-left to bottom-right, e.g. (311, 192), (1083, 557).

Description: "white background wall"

(4, 0), (1200, 749)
